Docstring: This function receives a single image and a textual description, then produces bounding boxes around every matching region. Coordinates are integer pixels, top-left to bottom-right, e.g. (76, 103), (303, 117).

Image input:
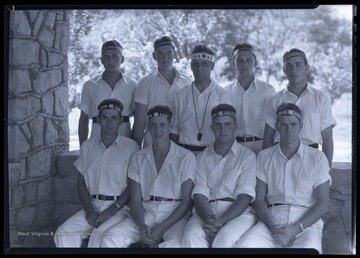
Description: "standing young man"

(225, 43), (276, 154)
(131, 36), (192, 148)
(170, 44), (229, 155)
(78, 40), (137, 146)
(262, 48), (336, 167)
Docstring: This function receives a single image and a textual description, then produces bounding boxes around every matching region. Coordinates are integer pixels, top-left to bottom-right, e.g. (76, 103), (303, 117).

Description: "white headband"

(277, 109), (301, 120)
(191, 53), (215, 62)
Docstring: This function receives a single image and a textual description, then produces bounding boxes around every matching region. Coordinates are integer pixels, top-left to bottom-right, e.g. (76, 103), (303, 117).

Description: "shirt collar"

(209, 140), (238, 158)
(146, 140), (176, 161)
(154, 67), (179, 78)
(277, 140), (304, 159)
(193, 79), (217, 94)
(284, 83), (311, 96)
(96, 72), (127, 84)
(237, 77), (257, 90)
(96, 134), (122, 148)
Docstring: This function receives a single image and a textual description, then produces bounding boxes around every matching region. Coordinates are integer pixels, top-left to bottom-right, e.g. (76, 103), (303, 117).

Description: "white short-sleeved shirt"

(170, 81), (230, 146)
(128, 141), (197, 200)
(256, 142), (331, 207)
(225, 78), (276, 138)
(78, 73), (138, 118)
(192, 142), (257, 202)
(265, 84), (337, 144)
(74, 135), (139, 196)
(134, 68), (193, 109)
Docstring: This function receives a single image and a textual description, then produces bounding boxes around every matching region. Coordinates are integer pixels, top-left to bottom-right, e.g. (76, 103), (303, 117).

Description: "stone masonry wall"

(7, 9), (70, 248)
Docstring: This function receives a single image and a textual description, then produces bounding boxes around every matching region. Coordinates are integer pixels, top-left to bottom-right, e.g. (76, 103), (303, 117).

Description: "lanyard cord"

(192, 82), (212, 139)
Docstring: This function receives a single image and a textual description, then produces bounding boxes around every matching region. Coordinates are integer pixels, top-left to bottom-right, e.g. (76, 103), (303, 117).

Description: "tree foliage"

(68, 6), (353, 109)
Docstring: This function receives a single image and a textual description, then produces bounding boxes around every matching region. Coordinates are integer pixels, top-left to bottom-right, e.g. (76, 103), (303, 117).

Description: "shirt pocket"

(108, 164), (128, 187)
(303, 112), (321, 137)
(221, 169), (239, 195)
(296, 178), (314, 199)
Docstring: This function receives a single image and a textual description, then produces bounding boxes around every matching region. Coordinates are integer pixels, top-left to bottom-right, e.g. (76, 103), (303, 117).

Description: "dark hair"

(153, 36), (175, 50)
(232, 43), (257, 61)
(101, 40), (123, 51)
(191, 44), (215, 56)
(283, 48), (308, 65)
(97, 98), (123, 117)
(211, 103), (236, 121)
(211, 103), (236, 115)
(276, 102), (302, 122)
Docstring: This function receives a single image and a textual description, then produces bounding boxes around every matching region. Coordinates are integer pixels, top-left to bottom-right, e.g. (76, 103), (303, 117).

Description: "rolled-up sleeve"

(191, 153), (210, 199)
(234, 152), (257, 202)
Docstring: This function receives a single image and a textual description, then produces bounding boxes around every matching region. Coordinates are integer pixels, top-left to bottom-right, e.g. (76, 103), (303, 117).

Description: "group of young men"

(54, 36), (337, 253)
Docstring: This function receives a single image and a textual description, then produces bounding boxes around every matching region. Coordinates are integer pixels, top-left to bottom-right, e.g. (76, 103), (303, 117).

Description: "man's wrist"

(297, 221), (304, 232)
(114, 201), (120, 209)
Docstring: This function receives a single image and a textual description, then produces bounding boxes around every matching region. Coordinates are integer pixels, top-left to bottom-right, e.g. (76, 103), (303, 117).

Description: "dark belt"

(267, 203), (306, 208)
(178, 143), (207, 152)
(209, 197), (235, 203)
(275, 142), (319, 149)
(236, 136), (262, 143)
(308, 143), (319, 149)
(93, 116), (129, 123)
(92, 194), (120, 201)
(149, 196), (182, 202)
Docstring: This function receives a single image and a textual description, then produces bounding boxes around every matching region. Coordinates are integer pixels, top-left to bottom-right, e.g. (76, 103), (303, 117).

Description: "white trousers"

(234, 205), (324, 253)
(182, 201), (258, 248)
(54, 199), (129, 247)
(101, 201), (189, 247)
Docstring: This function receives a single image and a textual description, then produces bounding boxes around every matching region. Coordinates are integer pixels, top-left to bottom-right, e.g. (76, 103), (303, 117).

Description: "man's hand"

(139, 224), (158, 246)
(272, 224), (299, 247)
(85, 209), (99, 227)
(95, 205), (117, 226)
(149, 224), (166, 245)
(204, 213), (222, 247)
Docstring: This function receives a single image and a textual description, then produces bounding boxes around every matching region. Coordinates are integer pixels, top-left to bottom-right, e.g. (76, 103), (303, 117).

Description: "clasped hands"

(138, 224), (164, 247)
(204, 213), (223, 246)
(271, 223), (300, 247)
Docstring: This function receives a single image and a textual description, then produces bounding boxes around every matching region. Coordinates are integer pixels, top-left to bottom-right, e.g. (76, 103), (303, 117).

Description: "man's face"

(233, 50), (256, 78)
(275, 115), (303, 144)
(191, 59), (214, 81)
(101, 49), (123, 72)
(211, 116), (237, 144)
(153, 45), (175, 69)
(147, 116), (171, 144)
(283, 56), (309, 85)
(99, 109), (122, 136)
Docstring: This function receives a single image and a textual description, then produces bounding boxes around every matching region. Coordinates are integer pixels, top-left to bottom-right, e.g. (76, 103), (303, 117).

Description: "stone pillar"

(7, 9), (70, 247)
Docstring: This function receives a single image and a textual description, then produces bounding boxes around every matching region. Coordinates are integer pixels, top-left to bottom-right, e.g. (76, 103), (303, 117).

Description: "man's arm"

(274, 180), (330, 246)
(151, 179), (194, 241)
(131, 102), (148, 148)
(77, 172), (98, 226)
(193, 194), (214, 224)
(321, 126), (334, 168)
(217, 194), (252, 226)
(262, 123), (276, 149)
(252, 179), (283, 232)
(129, 178), (156, 245)
(296, 180), (330, 231)
(78, 111), (89, 146)
(169, 133), (179, 144)
(129, 178), (146, 227)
